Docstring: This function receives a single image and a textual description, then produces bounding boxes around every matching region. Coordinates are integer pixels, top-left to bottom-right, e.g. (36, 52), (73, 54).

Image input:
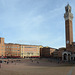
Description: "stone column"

(62, 54), (64, 61)
(66, 54), (68, 61)
(70, 55), (71, 61)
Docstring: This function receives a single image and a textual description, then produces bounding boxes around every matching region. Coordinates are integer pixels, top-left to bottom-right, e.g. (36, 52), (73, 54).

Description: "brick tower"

(64, 4), (73, 48)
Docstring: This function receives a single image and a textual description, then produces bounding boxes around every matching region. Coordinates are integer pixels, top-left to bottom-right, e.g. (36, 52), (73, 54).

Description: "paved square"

(0, 58), (75, 75)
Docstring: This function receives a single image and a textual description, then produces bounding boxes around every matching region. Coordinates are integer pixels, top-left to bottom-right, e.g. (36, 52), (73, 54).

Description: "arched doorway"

(64, 53), (67, 61)
(62, 51), (71, 61)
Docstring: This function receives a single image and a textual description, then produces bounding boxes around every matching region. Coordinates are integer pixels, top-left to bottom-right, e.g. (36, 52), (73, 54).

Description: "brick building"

(57, 48), (66, 58)
(20, 45), (43, 58)
(5, 43), (20, 58)
(0, 38), (5, 58)
(40, 47), (55, 58)
(62, 4), (75, 61)
(0, 37), (43, 58)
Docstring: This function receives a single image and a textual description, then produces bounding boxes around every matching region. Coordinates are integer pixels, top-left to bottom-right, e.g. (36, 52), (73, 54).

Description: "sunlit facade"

(20, 45), (43, 58)
(5, 43), (20, 58)
(0, 38), (5, 58)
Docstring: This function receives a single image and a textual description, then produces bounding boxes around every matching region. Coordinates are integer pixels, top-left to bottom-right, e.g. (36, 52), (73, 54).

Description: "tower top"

(65, 4), (71, 13)
(64, 4), (73, 21)
(66, 4), (70, 7)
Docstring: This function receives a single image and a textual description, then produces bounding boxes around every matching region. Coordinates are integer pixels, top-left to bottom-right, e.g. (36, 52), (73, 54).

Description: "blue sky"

(0, 0), (75, 49)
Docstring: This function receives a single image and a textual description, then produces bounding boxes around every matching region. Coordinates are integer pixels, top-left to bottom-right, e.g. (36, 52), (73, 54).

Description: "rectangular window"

(2, 52), (3, 54)
(21, 53), (23, 55)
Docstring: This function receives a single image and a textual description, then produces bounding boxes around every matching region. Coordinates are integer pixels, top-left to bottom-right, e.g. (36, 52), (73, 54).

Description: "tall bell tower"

(64, 4), (73, 48)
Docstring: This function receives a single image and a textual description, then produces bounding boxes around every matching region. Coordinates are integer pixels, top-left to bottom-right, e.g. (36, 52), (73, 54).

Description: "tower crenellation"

(64, 4), (73, 21)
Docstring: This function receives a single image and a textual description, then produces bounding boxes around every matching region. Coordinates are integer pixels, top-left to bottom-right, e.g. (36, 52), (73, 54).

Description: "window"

(24, 47), (36, 48)
(70, 45), (72, 47)
(37, 53), (39, 55)
(27, 52), (30, 55)
(31, 53), (33, 55)
(2, 40), (3, 42)
(21, 53), (23, 55)
(2, 52), (3, 54)
(16, 53), (17, 55)
(66, 9), (68, 12)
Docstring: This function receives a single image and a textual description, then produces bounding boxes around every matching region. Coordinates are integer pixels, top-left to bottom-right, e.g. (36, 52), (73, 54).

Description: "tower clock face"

(67, 40), (69, 44)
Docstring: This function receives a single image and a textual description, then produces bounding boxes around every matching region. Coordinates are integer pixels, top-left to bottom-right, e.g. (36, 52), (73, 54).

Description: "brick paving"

(0, 58), (74, 75)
